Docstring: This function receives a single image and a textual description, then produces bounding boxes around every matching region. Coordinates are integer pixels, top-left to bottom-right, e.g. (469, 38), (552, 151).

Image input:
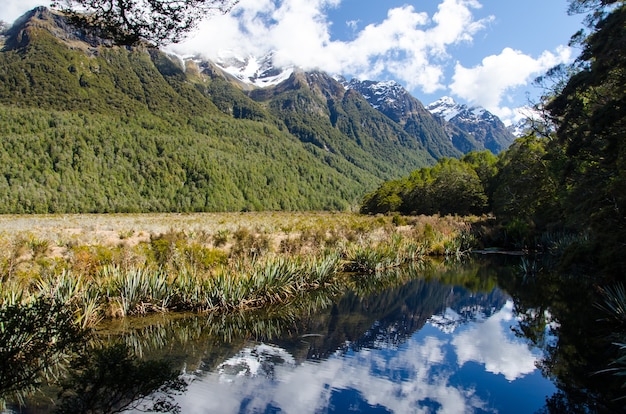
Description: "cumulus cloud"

(169, 0), (493, 95)
(450, 46), (573, 121)
(452, 301), (540, 381)
(178, 335), (491, 414)
(1, 0), (573, 125)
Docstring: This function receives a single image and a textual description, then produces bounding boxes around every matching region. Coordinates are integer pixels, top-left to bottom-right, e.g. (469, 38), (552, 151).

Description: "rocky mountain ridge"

(189, 50), (517, 155)
(426, 96), (515, 153)
(0, 7), (517, 213)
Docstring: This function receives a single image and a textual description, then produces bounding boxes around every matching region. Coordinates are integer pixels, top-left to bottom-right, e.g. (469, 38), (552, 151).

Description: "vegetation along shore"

(0, 212), (477, 324)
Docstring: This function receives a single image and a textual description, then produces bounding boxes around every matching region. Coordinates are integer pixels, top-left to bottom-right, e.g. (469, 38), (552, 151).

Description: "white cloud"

(0, 0), (45, 23)
(170, 0), (493, 95)
(178, 335), (492, 414)
(450, 46), (573, 122)
(2, 0), (572, 126)
(452, 301), (540, 381)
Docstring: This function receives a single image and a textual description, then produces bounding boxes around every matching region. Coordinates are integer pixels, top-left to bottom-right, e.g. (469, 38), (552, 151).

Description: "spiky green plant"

(595, 282), (626, 400)
(343, 244), (397, 273)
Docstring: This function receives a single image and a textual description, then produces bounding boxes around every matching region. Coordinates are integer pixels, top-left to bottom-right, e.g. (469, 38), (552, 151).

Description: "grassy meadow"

(0, 212), (479, 326)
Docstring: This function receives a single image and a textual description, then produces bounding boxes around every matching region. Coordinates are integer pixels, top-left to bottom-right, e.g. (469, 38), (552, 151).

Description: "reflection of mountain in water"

(206, 276), (509, 383)
(273, 275), (509, 362)
(96, 261), (509, 376)
(428, 288), (508, 334)
(217, 343), (295, 381)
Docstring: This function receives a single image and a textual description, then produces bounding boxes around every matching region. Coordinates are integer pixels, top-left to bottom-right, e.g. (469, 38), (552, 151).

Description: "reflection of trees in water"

(500, 264), (625, 413)
(1, 257), (508, 412)
(0, 297), (86, 405)
(296, 260), (506, 359)
(105, 258), (505, 368)
(0, 297), (187, 413)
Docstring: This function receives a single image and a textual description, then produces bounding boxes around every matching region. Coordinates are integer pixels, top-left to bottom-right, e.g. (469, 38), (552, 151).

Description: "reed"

(0, 212), (475, 323)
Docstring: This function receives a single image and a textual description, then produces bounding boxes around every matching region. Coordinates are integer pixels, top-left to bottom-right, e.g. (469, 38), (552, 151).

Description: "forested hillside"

(362, 0), (626, 274)
(0, 7), (440, 213)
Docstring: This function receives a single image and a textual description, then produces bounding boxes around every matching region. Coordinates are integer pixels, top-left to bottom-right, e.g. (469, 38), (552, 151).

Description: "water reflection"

(172, 299), (550, 414)
(4, 259), (563, 413)
(114, 260), (554, 414)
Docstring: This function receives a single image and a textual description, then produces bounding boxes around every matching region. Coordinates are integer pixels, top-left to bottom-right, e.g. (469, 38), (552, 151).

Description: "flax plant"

(0, 212), (474, 323)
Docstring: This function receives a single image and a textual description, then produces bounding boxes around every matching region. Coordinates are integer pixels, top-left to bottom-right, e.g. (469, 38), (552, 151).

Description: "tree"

(54, 343), (187, 414)
(51, 0), (239, 45)
(546, 2), (626, 271)
(491, 136), (563, 242)
(0, 297), (88, 402)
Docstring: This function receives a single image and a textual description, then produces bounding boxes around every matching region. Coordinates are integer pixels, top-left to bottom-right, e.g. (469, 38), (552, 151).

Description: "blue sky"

(1, 0), (585, 124)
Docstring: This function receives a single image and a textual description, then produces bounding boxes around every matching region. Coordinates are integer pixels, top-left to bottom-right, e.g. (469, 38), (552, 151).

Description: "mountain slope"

(249, 71), (435, 181)
(426, 97), (515, 154)
(0, 7), (436, 213)
(344, 79), (463, 159)
(203, 56), (514, 157)
(0, 9), (360, 212)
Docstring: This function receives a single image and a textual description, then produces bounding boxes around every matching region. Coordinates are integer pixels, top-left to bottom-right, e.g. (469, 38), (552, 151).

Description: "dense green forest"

(0, 8), (437, 213)
(362, 1), (626, 274)
(0, 106), (380, 212)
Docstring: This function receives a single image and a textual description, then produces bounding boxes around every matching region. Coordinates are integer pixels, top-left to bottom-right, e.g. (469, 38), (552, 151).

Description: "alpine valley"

(0, 7), (516, 213)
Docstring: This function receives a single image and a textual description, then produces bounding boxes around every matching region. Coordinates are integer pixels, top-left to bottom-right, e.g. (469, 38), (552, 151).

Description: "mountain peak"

(4, 6), (114, 52)
(426, 96), (465, 122)
(426, 97), (515, 153)
(345, 78), (406, 110)
(209, 51), (295, 88)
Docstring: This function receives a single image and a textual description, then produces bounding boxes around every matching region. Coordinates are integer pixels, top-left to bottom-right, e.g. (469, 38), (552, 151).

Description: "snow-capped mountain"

(343, 79), (407, 111)
(187, 48), (516, 155)
(508, 118), (531, 138)
(344, 79), (465, 158)
(427, 96), (501, 126)
(213, 51), (294, 88)
(427, 97), (516, 153)
(427, 289), (509, 334)
(216, 343), (296, 381)
(426, 96), (463, 122)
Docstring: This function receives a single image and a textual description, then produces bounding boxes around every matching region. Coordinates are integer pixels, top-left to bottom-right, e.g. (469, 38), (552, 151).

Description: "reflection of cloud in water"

(175, 300), (540, 413)
(179, 336), (491, 413)
(452, 300), (539, 381)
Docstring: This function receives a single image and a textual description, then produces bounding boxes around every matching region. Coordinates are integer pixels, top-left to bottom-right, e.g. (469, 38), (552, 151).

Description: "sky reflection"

(174, 300), (551, 414)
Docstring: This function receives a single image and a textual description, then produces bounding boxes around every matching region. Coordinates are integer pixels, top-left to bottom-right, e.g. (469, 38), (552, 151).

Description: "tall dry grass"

(0, 212), (479, 324)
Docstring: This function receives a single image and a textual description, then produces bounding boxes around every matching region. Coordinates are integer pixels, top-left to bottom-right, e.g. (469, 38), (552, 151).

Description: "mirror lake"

(112, 257), (552, 413)
(7, 255), (619, 414)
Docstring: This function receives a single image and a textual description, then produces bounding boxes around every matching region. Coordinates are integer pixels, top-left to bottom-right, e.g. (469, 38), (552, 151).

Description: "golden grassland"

(0, 212), (479, 326)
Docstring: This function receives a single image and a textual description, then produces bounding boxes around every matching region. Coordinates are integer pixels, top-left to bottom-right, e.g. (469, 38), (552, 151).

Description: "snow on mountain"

(508, 118), (531, 137)
(213, 51), (294, 88)
(426, 96), (496, 124)
(427, 96), (516, 153)
(428, 303), (504, 334)
(216, 343), (296, 381)
(425, 96), (461, 122)
(344, 79), (405, 110)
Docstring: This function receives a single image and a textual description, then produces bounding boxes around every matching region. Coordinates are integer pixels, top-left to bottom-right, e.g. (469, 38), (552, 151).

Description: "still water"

(112, 259), (556, 414)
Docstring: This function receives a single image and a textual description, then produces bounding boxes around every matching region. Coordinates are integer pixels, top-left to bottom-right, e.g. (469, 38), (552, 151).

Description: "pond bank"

(0, 212), (479, 324)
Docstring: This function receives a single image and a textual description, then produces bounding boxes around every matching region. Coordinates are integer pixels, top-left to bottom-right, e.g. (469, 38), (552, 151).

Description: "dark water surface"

(113, 258), (556, 413)
(8, 257), (621, 413)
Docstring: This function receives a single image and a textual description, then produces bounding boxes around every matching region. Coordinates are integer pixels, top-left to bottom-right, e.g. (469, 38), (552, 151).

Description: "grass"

(0, 212), (479, 325)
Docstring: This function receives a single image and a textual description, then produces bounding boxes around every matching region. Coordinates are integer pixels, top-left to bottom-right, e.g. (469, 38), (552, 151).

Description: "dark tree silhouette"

(51, 0), (239, 45)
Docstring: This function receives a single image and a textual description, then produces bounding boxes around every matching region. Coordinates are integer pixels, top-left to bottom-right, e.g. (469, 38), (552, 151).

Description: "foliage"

(54, 343), (187, 414)
(0, 296), (89, 402)
(491, 136), (562, 233)
(51, 0), (239, 45)
(360, 153), (493, 216)
(0, 17), (440, 213)
(361, 1), (625, 271)
(544, 2), (626, 272)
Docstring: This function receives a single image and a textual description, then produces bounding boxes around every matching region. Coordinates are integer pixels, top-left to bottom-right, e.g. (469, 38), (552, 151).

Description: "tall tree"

(51, 0), (239, 45)
(547, 1), (626, 271)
